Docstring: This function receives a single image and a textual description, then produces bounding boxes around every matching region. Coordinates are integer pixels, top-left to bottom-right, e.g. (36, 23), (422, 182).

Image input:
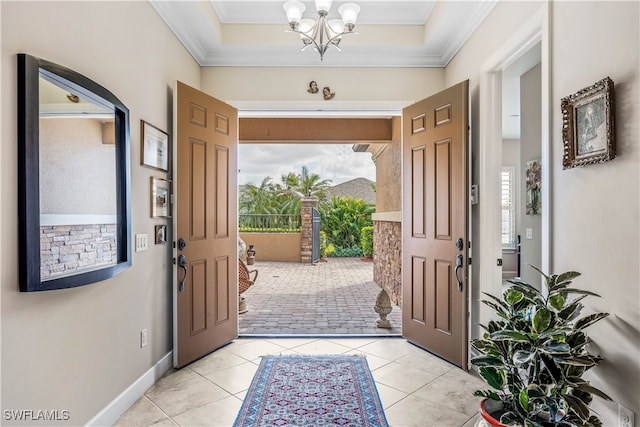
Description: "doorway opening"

(236, 141), (402, 336)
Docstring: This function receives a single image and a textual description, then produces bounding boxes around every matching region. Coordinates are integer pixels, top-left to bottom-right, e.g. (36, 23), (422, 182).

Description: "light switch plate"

(526, 228), (533, 239)
(135, 234), (149, 252)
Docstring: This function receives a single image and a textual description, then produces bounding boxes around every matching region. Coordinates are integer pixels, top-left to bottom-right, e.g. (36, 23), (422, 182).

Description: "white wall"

(446, 0), (640, 422)
(1, 2), (200, 424)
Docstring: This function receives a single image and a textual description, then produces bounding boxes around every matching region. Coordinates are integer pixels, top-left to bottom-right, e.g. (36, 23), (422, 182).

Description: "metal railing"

(238, 214), (301, 233)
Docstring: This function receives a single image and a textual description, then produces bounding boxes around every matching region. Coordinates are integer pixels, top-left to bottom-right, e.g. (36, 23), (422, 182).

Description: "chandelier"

(283, 0), (361, 61)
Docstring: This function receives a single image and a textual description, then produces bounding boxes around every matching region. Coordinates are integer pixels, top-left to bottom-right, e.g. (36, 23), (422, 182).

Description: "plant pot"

(475, 399), (509, 427)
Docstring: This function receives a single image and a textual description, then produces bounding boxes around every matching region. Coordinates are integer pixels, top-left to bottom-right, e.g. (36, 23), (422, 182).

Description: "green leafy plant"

(331, 245), (363, 257)
(360, 225), (374, 257)
(320, 196), (374, 250)
(471, 266), (611, 427)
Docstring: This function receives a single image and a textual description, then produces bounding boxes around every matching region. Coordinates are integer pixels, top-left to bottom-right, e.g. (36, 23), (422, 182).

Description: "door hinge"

(468, 257), (472, 265)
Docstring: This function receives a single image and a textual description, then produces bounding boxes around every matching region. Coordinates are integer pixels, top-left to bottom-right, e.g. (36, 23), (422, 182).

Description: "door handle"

(455, 254), (464, 292)
(178, 254), (187, 292)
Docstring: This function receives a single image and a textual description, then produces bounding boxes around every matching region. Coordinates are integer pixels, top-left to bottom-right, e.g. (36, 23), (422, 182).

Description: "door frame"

(475, 4), (550, 338)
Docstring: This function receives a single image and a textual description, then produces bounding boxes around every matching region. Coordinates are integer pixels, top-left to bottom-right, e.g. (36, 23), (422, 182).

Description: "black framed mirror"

(18, 53), (132, 291)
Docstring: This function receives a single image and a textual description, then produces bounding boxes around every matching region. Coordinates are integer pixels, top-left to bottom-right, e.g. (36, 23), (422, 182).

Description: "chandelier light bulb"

(328, 19), (344, 35)
(283, 0), (305, 27)
(298, 18), (315, 34)
(314, 0), (333, 15)
(338, 3), (361, 28)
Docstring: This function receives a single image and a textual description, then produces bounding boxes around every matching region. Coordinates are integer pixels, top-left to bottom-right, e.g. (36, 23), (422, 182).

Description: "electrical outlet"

(619, 403), (635, 427)
(135, 234), (148, 252)
(140, 329), (148, 348)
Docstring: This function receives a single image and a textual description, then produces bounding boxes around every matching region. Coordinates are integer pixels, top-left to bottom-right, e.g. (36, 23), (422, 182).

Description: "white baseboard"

(86, 351), (173, 427)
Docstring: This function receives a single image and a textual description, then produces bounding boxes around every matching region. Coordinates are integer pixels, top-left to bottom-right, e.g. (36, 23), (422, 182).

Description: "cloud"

(238, 144), (375, 186)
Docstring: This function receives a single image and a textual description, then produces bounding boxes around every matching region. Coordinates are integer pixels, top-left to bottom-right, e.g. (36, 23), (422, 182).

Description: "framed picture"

(525, 159), (541, 215)
(155, 224), (167, 244)
(150, 177), (171, 218)
(141, 120), (169, 172)
(561, 77), (615, 169)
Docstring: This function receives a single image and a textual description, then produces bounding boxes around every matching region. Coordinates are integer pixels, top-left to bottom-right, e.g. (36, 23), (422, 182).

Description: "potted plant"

(471, 266), (611, 426)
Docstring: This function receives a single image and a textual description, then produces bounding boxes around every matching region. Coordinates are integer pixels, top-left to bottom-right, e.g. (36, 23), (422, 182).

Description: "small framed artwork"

(561, 77), (615, 169)
(150, 177), (171, 218)
(525, 159), (541, 215)
(141, 120), (169, 172)
(155, 224), (167, 244)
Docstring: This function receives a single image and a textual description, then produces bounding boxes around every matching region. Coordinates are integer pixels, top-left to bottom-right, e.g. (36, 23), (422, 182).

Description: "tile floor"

(239, 259), (403, 335)
(116, 337), (485, 427)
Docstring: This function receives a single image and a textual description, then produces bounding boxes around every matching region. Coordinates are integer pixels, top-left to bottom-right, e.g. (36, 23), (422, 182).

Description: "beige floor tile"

(462, 413), (481, 427)
(172, 395), (242, 427)
(203, 361), (259, 395)
(225, 340), (287, 361)
(372, 362), (439, 394)
(358, 339), (416, 361)
(148, 418), (179, 427)
(374, 382), (409, 409)
(384, 394), (471, 427)
(344, 349), (392, 370)
(394, 351), (455, 377)
(263, 338), (316, 349)
(413, 371), (485, 417)
(114, 396), (170, 426)
(327, 337), (377, 349)
(145, 369), (231, 417)
(189, 348), (248, 377)
(291, 339), (352, 354)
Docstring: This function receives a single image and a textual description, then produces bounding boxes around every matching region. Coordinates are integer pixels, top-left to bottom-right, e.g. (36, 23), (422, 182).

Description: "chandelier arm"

(324, 31), (358, 47)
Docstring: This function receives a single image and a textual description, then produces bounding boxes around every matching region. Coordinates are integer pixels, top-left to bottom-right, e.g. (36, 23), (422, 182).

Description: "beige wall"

(1, 1), (200, 425)
(519, 64), (542, 284)
(550, 1), (640, 419)
(201, 67), (445, 104)
(239, 233), (302, 262)
(40, 118), (116, 215)
(446, 0), (640, 421)
(374, 117), (402, 213)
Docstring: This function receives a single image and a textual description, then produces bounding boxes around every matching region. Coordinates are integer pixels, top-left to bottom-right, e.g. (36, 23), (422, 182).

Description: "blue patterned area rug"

(233, 354), (389, 427)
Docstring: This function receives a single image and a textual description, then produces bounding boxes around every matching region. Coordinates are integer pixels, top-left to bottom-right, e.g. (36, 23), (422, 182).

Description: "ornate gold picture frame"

(561, 77), (615, 169)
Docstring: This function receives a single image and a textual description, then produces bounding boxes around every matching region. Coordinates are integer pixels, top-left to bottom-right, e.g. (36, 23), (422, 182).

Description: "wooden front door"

(174, 81), (238, 368)
(402, 80), (469, 368)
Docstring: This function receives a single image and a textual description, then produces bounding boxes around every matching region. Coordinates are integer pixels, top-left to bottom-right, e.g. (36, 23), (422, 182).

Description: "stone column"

(300, 197), (318, 263)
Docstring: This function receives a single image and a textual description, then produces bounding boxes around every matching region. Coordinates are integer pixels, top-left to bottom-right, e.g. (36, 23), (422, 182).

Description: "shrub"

(331, 246), (364, 257)
(320, 196), (374, 250)
(360, 226), (374, 257)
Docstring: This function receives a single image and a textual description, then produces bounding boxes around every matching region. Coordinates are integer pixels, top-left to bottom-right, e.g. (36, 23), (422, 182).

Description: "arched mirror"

(18, 53), (131, 291)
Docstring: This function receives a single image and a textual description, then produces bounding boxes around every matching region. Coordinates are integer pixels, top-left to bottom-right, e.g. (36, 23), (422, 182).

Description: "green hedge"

(360, 226), (374, 257)
(239, 227), (301, 233)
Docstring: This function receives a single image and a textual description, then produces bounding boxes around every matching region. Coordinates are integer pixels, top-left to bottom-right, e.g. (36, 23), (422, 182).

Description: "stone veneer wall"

(373, 218), (402, 306)
(40, 224), (117, 279)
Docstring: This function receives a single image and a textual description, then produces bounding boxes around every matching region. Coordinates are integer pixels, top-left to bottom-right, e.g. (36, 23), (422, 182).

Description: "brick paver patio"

(238, 257), (402, 335)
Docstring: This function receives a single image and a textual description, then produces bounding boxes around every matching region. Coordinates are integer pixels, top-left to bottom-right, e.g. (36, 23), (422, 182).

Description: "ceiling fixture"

(283, 0), (361, 61)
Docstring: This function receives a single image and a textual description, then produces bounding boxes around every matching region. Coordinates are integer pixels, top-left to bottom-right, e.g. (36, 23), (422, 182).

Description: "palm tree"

(296, 166), (332, 200)
(239, 177), (278, 215)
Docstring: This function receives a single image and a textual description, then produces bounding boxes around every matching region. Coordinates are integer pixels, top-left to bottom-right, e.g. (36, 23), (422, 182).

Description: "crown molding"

(150, 0), (494, 68)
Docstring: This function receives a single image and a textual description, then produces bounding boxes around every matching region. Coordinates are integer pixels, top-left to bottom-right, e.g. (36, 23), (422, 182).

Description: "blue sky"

(238, 144), (376, 186)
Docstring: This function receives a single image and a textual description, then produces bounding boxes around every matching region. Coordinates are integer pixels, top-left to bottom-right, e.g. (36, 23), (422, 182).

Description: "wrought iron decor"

(561, 77), (615, 169)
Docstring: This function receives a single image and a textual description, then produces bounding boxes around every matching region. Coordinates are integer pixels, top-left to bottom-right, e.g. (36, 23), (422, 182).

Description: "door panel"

(402, 80), (469, 368)
(175, 81), (238, 368)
